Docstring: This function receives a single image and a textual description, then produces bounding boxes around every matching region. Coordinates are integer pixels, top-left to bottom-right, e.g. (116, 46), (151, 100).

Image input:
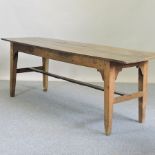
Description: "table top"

(2, 37), (155, 64)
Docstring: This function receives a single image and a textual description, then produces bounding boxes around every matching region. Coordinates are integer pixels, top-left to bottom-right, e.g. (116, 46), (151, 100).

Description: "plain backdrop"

(0, 0), (155, 83)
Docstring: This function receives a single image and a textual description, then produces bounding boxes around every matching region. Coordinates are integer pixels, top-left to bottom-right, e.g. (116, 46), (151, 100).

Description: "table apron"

(13, 43), (106, 70)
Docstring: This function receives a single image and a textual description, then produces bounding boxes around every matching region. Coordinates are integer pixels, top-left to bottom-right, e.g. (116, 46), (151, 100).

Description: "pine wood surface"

(2, 38), (155, 64)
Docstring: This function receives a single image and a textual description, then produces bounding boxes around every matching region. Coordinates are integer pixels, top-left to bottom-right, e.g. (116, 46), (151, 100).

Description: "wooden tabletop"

(2, 37), (155, 64)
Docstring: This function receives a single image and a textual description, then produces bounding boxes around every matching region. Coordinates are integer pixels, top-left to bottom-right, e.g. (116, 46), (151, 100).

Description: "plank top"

(2, 37), (155, 64)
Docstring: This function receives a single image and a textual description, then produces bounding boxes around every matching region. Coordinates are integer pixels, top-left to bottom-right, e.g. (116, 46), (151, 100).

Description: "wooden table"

(2, 38), (155, 135)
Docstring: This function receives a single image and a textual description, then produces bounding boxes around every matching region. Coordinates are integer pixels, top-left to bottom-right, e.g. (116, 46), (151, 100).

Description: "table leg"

(42, 58), (49, 91)
(138, 61), (148, 123)
(100, 62), (116, 135)
(10, 43), (18, 97)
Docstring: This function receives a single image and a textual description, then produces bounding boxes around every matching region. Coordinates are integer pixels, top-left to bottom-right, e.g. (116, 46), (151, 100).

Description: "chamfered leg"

(42, 58), (49, 91)
(10, 43), (18, 97)
(138, 61), (148, 123)
(100, 62), (116, 135)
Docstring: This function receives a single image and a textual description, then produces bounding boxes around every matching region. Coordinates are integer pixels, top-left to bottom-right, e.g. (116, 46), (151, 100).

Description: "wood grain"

(2, 38), (155, 64)
(2, 37), (153, 136)
(100, 62), (116, 136)
(7, 43), (106, 70)
(114, 91), (143, 104)
(10, 43), (18, 97)
(28, 67), (125, 95)
(138, 61), (148, 123)
(42, 58), (49, 91)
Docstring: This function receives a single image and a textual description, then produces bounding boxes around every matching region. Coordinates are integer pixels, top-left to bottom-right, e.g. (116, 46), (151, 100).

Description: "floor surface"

(0, 81), (155, 155)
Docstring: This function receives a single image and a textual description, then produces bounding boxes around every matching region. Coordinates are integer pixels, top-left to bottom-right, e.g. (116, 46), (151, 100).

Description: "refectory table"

(2, 38), (155, 135)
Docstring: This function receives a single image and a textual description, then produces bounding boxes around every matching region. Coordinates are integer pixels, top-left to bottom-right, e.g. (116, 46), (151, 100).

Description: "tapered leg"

(138, 61), (148, 123)
(42, 58), (49, 91)
(100, 62), (116, 135)
(10, 43), (18, 97)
